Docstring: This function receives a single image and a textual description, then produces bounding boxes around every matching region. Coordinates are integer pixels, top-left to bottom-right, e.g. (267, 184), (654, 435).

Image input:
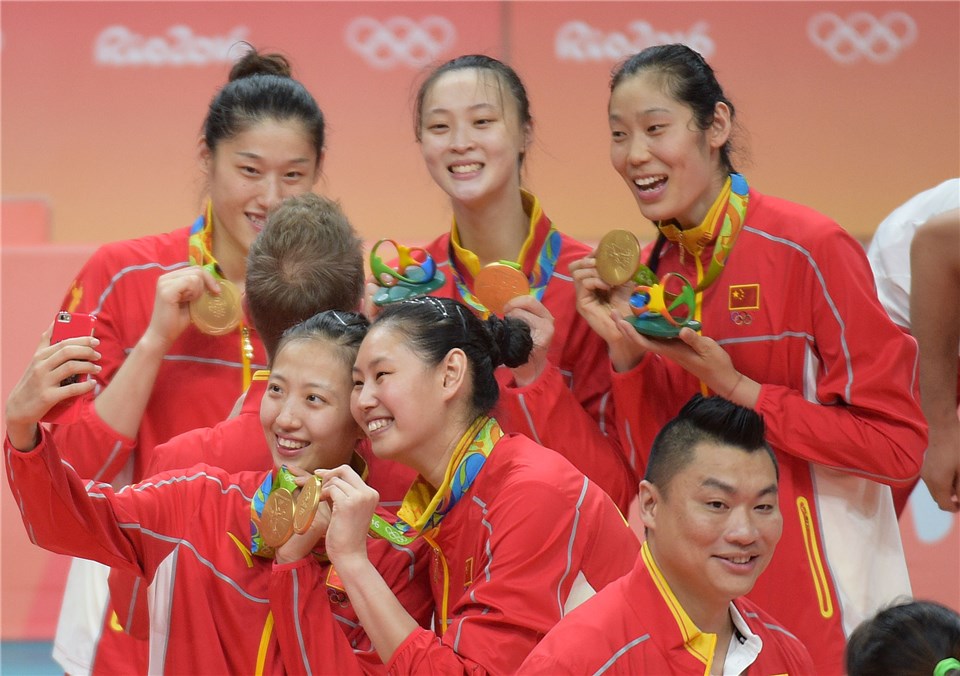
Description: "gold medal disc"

(596, 230), (641, 286)
(293, 475), (323, 535)
(189, 278), (242, 336)
(261, 488), (295, 548)
(474, 263), (530, 316)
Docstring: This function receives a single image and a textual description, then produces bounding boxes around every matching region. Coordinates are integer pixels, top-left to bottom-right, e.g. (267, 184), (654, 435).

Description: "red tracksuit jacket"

(4, 430), (433, 674)
(611, 189), (926, 674)
(420, 191), (637, 512)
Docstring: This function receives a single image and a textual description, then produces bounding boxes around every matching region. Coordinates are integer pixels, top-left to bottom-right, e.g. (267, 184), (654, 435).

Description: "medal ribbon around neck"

(188, 200), (253, 387)
(366, 416), (502, 546)
(655, 173), (749, 294)
(449, 198), (562, 319)
(250, 467), (299, 558)
(655, 173), (748, 395)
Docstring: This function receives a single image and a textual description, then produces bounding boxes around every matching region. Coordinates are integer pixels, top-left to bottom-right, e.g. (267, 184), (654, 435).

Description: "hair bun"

(228, 47), (292, 82)
(485, 314), (533, 369)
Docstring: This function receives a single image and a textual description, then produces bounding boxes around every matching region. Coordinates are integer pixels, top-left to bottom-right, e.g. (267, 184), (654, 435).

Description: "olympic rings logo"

(807, 12), (916, 64)
(730, 311), (753, 326)
(345, 16), (456, 69)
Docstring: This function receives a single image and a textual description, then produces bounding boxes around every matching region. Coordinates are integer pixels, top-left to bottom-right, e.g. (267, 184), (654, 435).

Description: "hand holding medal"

(474, 262), (530, 316)
(370, 239), (446, 305)
(189, 275), (243, 336)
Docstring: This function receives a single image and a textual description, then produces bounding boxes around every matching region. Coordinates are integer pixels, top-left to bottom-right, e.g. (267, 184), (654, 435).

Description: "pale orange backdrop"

(2, 0), (958, 639)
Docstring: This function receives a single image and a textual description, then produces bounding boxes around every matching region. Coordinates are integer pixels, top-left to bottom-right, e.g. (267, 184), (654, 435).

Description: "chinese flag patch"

(729, 284), (760, 311)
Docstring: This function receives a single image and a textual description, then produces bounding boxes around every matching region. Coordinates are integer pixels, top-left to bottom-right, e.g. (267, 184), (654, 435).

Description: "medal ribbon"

(655, 173), (749, 395)
(250, 467), (298, 558)
(367, 416), (502, 545)
(449, 192), (562, 318)
(188, 200), (253, 388)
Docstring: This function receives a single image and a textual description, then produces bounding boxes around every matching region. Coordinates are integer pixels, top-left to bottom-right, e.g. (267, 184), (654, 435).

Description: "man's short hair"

(645, 394), (778, 492)
(245, 193), (364, 358)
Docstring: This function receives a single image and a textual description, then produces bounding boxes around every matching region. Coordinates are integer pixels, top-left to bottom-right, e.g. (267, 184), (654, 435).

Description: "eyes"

(423, 115), (499, 135)
(704, 500), (777, 513)
(266, 382), (328, 405)
(238, 165), (308, 181)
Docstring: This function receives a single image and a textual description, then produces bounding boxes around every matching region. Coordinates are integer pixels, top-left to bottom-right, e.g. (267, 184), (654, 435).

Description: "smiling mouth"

(276, 436), (308, 454)
(634, 175), (667, 192)
(247, 213), (267, 230)
(366, 418), (393, 434)
(450, 163), (483, 174)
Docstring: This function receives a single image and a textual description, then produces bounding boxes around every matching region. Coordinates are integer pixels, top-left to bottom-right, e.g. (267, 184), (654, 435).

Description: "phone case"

(43, 311), (97, 424)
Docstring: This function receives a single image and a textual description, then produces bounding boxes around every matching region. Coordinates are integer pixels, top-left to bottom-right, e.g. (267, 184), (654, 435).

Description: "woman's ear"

(708, 102), (732, 150)
(197, 136), (212, 175)
(439, 348), (468, 402)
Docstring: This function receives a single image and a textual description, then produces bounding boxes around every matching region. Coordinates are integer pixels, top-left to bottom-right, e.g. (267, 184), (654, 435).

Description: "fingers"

(363, 278), (383, 320)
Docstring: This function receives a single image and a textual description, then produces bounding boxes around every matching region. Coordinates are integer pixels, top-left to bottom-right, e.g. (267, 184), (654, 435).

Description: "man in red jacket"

(520, 395), (814, 675)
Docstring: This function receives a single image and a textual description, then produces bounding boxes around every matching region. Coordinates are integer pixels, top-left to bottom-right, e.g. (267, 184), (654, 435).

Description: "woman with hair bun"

(37, 47), (326, 674)
(273, 296), (639, 674)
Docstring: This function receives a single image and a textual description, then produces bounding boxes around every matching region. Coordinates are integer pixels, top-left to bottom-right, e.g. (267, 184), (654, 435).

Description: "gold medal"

(189, 278), (242, 336)
(261, 487), (295, 548)
(474, 263), (530, 316)
(596, 229), (642, 286)
(293, 475), (322, 535)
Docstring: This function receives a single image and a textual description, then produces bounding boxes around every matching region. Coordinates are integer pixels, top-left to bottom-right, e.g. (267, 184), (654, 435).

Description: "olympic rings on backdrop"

(807, 11), (916, 64)
(345, 16), (456, 69)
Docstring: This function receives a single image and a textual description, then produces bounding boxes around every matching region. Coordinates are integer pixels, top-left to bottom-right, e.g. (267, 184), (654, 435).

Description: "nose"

(258, 175), (283, 210)
(275, 398), (301, 430)
(354, 381), (377, 412)
(725, 507), (760, 546)
(627, 136), (651, 165)
(449, 123), (474, 153)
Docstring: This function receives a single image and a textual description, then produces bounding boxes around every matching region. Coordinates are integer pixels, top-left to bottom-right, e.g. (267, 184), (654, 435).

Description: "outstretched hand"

(613, 321), (761, 407)
(5, 326), (101, 451)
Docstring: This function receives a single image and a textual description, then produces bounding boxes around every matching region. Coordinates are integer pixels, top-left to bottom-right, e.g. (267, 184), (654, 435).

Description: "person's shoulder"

(746, 189), (854, 254)
(85, 226), (192, 269)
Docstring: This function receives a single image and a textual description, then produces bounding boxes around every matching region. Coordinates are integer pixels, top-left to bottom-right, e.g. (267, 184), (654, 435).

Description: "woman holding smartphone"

(40, 47), (327, 674)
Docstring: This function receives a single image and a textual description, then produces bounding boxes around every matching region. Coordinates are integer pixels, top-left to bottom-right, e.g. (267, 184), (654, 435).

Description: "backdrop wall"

(2, 0), (958, 639)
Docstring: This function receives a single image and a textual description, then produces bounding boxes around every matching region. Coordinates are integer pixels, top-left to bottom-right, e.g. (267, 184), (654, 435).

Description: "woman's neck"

(418, 415), (476, 490)
(211, 230), (247, 289)
(452, 190), (528, 267)
(675, 170), (730, 231)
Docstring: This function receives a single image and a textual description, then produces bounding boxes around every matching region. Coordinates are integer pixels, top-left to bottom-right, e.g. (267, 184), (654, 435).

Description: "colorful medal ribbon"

(449, 192), (562, 318)
(655, 173), (749, 293)
(187, 200), (253, 387)
(367, 416), (502, 545)
(250, 467), (298, 558)
(655, 173), (749, 395)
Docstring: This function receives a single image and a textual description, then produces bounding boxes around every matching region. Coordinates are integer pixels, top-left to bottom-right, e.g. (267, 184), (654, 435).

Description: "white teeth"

(728, 556), (751, 564)
(367, 419), (391, 432)
(277, 437), (307, 450)
(634, 175), (665, 188)
(248, 214), (266, 228)
(450, 163), (482, 174)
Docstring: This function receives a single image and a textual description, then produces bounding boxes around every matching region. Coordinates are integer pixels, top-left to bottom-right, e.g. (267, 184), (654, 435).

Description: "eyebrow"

(609, 107), (672, 121)
(701, 477), (779, 498)
(352, 356), (387, 375)
(234, 150), (313, 164)
(426, 102), (500, 116)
